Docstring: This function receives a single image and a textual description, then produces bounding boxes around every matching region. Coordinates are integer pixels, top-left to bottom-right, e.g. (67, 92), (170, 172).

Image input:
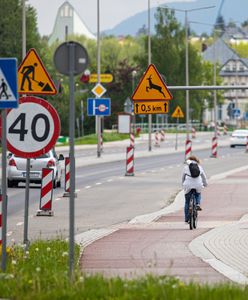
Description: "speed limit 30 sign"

(2, 96), (61, 158)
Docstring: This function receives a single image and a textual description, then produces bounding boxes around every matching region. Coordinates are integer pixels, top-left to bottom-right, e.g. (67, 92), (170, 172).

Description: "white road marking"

(7, 231), (13, 237)
(96, 182), (102, 185)
(85, 186), (91, 189)
(107, 179), (113, 182)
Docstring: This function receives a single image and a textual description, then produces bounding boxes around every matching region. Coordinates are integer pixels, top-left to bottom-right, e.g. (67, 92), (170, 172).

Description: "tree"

(0, 0), (41, 63)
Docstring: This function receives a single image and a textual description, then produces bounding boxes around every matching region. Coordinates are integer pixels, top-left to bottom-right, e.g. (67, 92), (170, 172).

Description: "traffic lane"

(5, 145), (243, 217)
(15, 148), (248, 237)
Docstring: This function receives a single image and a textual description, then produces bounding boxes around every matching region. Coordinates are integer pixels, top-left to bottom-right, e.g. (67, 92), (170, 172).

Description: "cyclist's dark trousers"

(184, 190), (201, 222)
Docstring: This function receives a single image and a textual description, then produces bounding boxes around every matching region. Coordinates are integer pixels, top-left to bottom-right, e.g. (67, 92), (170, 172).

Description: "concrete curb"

(75, 141), (248, 284)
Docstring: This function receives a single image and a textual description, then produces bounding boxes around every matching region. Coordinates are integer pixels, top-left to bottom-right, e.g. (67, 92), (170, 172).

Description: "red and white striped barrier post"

(154, 131), (160, 147)
(160, 129), (165, 142)
(191, 127), (196, 139)
(37, 168), (54, 216)
(63, 157), (70, 197)
(125, 146), (134, 176)
(130, 132), (135, 148)
(223, 125), (227, 135)
(185, 139), (192, 160)
(211, 136), (218, 158)
(0, 194), (2, 245)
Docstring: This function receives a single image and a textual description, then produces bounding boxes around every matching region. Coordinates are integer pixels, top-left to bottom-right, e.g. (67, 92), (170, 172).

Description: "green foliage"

(1, 240), (248, 299)
(0, 0), (41, 63)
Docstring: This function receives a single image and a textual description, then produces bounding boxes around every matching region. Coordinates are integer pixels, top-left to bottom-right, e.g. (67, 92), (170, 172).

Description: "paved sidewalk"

(78, 167), (248, 284)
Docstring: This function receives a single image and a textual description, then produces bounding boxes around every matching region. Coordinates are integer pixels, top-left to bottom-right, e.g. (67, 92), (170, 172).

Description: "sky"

(28, 0), (194, 36)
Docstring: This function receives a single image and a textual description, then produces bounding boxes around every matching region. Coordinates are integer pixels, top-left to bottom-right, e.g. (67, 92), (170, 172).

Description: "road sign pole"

(69, 42), (75, 280)
(1, 109), (7, 271)
(23, 159), (30, 246)
(175, 117), (179, 150)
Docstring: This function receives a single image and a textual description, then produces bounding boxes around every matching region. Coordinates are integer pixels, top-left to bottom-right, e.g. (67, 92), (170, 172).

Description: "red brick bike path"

(79, 170), (248, 284)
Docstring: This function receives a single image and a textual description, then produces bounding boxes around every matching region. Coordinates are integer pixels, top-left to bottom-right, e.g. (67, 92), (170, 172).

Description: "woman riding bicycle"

(182, 155), (208, 223)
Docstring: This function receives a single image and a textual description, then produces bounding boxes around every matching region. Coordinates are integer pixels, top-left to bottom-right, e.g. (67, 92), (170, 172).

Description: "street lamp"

(160, 5), (215, 140)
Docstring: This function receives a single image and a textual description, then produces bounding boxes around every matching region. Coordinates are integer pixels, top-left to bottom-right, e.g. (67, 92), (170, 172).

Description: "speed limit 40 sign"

(2, 96), (61, 158)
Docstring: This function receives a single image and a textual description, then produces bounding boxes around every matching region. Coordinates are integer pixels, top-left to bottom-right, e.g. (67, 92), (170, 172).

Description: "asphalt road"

(4, 134), (248, 243)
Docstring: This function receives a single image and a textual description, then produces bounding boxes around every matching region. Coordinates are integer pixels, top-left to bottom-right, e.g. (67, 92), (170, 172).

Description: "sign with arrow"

(133, 101), (168, 115)
(18, 48), (57, 95)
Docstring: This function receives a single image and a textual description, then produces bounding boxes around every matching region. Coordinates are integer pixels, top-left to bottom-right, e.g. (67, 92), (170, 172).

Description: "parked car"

(230, 129), (248, 147)
(7, 149), (64, 188)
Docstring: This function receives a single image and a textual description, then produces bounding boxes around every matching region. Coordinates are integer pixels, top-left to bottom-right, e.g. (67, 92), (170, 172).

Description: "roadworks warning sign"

(18, 48), (57, 95)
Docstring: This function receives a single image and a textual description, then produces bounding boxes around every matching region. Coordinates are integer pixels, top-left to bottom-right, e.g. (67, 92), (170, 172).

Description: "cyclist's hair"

(188, 155), (200, 164)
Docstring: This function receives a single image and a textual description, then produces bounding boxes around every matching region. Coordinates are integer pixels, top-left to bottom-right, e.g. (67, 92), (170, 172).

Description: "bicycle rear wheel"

(193, 209), (198, 229)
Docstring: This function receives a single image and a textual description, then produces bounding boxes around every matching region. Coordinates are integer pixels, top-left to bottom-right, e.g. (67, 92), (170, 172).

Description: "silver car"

(230, 129), (248, 147)
(7, 149), (64, 188)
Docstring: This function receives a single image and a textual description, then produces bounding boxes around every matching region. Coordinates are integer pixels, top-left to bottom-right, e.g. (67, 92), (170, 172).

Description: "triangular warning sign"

(18, 48), (57, 95)
(172, 106), (184, 118)
(132, 64), (172, 101)
(0, 67), (17, 101)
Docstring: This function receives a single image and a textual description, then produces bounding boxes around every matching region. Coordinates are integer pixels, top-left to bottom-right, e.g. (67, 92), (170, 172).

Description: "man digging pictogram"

(20, 62), (38, 91)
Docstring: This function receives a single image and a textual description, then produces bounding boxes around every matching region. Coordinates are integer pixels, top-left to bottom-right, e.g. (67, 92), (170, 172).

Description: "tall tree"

(0, 0), (41, 63)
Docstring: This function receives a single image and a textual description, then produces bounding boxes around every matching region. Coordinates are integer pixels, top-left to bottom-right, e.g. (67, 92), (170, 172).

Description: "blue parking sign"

(0, 58), (18, 108)
(87, 98), (111, 116)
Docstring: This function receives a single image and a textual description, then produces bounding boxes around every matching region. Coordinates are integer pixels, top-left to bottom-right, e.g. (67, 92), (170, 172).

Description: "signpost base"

(36, 210), (54, 217)
(63, 192), (77, 198)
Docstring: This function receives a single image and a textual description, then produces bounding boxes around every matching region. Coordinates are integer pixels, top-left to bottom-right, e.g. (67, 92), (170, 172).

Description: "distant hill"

(103, 0), (248, 36)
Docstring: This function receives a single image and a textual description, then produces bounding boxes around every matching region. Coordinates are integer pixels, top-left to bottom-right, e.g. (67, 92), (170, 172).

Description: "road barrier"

(63, 157), (70, 197)
(192, 127), (196, 139)
(246, 136), (248, 153)
(37, 168), (54, 216)
(211, 136), (218, 158)
(125, 146), (134, 176)
(130, 132), (135, 148)
(160, 129), (165, 141)
(154, 131), (160, 147)
(0, 194), (2, 245)
(185, 139), (192, 160)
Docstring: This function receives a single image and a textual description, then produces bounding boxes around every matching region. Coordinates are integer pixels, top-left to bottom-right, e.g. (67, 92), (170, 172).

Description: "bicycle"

(188, 189), (198, 230)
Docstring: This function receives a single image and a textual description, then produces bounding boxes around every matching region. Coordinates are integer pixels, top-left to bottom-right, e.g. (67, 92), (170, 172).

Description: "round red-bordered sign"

(1, 96), (61, 158)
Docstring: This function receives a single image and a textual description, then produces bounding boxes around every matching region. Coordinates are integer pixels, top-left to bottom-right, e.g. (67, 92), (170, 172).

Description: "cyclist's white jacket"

(182, 159), (208, 194)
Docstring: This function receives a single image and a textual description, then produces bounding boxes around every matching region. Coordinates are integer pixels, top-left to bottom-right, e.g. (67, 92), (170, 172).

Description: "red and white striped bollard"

(160, 129), (165, 142)
(223, 125), (227, 135)
(125, 146), (134, 176)
(37, 168), (54, 216)
(154, 131), (160, 147)
(63, 157), (70, 197)
(130, 132), (135, 148)
(185, 139), (192, 160)
(211, 136), (218, 158)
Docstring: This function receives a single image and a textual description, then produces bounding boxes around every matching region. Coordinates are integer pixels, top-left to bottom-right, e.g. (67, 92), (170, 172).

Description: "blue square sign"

(87, 98), (111, 116)
(0, 58), (18, 108)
